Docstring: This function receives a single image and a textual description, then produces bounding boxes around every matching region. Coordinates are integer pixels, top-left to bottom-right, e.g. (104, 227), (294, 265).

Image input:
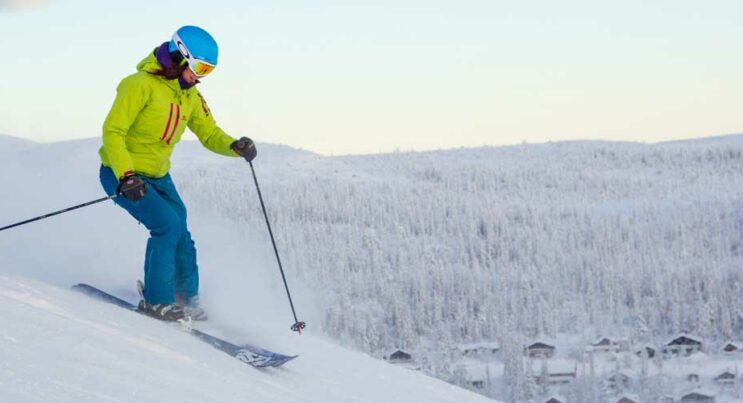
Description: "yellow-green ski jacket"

(99, 50), (239, 179)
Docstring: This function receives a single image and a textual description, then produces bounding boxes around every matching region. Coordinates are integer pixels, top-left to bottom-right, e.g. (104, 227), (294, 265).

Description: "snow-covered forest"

(3, 134), (743, 401)
(176, 136), (743, 401)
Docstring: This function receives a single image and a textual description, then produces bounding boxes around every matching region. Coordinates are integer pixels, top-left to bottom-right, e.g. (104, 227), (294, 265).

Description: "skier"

(98, 25), (257, 321)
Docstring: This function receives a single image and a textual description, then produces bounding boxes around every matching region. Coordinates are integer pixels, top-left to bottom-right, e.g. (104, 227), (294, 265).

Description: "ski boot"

(177, 294), (208, 321)
(135, 280), (191, 322)
(137, 300), (188, 322)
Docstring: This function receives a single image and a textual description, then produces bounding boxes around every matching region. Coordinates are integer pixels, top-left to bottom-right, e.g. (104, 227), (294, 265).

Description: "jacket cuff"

(119, 170), (135, 180)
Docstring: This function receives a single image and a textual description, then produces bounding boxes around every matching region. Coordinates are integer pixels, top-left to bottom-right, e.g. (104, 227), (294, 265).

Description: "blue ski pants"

(100, 165), (199, 304)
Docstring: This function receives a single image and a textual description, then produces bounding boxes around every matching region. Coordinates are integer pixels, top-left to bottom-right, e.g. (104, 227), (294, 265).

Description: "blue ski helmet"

(168, 25), (219, 76)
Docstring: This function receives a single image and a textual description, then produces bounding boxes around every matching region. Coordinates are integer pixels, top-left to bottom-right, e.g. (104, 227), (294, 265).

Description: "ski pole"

(248, 161), (306, 334)
(0, 194), (118, 232)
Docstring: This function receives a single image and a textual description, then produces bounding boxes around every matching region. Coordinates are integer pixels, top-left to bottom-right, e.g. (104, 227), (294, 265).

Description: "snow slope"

(0, 134), (37, 153)
(0, 275), (495, 403)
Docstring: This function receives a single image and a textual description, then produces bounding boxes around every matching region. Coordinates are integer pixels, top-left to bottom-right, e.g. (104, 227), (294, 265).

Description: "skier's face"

(182, 67), (199, 84)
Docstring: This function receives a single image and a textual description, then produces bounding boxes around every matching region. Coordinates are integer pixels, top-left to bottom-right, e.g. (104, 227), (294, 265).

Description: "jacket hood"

(136, 50), (162, 74)
(137, 47), (197, 90)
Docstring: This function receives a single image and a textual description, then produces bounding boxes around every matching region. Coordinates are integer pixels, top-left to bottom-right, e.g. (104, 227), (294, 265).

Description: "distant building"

(657, 396), (674, 403)
(463, 363), (494, 391)
(614, 395), (639, 403)
(662, 334), (703, 357)
(469, 379), (485, 389)
(544, 396), (565, 403)
(457, 342), (499, 357)
(714, 370), (737, 387)
(385, 350), (412, 364)
(635, 345), (656, 359)
(592, 337), (620, 354)
(680, 391), (715, 403)
(534, 359), (577, 385)
(549, 370), (577, 385)
(526, 342), (555, 358)
(721, 341), (742, 354)
(607, 373), (631, 390)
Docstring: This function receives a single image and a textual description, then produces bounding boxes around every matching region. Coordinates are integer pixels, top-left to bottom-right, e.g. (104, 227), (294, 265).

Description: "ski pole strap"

(0, 194), (118, 232)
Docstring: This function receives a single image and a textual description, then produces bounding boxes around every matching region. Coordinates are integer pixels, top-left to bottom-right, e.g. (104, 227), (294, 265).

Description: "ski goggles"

(188, 59), (216, 77)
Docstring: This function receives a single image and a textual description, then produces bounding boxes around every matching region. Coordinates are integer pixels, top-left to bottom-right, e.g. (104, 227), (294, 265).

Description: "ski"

(72, 283), (297, 368)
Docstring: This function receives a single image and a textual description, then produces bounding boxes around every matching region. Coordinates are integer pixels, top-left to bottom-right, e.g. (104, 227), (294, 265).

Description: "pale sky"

(1, 0), (742, 155)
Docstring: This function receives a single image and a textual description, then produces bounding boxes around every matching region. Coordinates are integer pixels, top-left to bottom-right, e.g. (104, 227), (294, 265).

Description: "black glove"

(231, 137), (257, 162)
(117, 174), (147, 201)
